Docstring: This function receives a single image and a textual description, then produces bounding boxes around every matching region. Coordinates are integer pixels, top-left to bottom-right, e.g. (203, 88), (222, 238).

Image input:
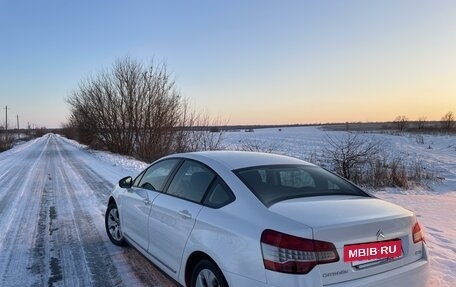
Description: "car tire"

(105, 202), (127, 246)
(191, 259), (228, 287)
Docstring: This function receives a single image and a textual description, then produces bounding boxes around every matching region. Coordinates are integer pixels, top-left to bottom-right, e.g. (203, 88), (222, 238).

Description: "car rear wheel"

(191, 259), (228, 287)
(105, 202), (127, 246)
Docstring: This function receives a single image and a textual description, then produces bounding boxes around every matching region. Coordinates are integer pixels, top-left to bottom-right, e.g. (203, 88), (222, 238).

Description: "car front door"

(147, 160), (216, 275)
(121, 158), (180, 250)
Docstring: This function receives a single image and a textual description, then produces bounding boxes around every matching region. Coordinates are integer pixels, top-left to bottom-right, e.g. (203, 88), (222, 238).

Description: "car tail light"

(412, 221), (425, 244)
(260, 229), (339, 274)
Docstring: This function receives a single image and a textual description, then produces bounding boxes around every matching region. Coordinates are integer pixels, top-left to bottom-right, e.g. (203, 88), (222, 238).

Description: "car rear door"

(121, 159), (180, 250)
(147, 160), (216, 275)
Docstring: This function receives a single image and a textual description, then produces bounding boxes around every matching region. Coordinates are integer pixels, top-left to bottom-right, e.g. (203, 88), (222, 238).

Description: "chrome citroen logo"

(376, 229), (385, 241)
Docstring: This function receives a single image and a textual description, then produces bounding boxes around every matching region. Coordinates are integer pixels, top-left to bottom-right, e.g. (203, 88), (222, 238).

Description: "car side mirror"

(119, 176), (133, 188)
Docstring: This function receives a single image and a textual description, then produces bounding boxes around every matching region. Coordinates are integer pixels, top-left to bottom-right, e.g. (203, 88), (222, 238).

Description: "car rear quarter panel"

(179, 198), (314, 285)
(179, 203), (267, 284)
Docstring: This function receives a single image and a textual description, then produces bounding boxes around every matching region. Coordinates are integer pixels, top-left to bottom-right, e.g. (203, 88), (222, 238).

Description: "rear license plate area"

(343, 239), (402, 265)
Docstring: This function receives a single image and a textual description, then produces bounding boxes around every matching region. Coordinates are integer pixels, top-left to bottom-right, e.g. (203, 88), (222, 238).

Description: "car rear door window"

(166, 160), (216, 203)
(203, 178), (235, 208)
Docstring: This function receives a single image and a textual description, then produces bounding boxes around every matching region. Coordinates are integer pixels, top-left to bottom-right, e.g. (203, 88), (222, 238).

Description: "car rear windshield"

(235, 164), (369, 207)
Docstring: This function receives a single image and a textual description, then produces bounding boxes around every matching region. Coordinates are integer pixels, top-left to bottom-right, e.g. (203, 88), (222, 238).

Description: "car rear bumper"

(224, 270), (270, 287)
(258, 247), (430, 287)
(225, 257), (428, 287)
(324, 257), (429, 287)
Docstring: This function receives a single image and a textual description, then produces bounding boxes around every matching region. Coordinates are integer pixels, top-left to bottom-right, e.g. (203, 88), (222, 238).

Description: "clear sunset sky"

(0, 1), (455, 128)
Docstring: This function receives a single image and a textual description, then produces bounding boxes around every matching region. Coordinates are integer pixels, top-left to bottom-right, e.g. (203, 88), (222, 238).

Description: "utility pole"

(17, 115), (19, 130)
(4, 106), (8, 141)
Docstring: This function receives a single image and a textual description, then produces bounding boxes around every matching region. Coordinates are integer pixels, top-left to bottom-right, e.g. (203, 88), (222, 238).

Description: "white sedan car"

(105, 151), (429, 287)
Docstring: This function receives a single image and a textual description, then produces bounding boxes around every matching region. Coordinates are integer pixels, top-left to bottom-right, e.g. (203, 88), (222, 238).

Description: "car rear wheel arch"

(185, 251), (227, 287)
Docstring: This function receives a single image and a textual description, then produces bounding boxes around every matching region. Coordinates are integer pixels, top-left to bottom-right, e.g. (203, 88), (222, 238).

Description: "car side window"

(137, 159), (180, 191)
(204, 178), (235, 208)
(133, 170), (146, 187)
(166, 160), (216, 203)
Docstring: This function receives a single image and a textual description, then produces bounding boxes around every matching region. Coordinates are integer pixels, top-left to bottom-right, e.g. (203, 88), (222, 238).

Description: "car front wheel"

(191, 259), (228, 287)
(105, 202), (127, 246)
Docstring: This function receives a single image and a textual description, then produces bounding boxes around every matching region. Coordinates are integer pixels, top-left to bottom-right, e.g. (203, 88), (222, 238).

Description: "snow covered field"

(0, 127), (454, 286)
(223, 126), (456, 287)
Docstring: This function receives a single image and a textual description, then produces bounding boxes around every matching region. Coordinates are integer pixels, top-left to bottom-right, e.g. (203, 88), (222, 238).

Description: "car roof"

(167, 151), (314, 170)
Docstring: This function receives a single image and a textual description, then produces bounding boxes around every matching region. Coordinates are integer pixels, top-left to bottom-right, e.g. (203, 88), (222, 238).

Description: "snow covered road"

(0, 134), (177, 287)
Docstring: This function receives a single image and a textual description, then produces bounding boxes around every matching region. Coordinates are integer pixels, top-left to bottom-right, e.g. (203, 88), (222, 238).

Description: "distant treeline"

(322, 119), (455, 133)
(4, 119), (453, 138)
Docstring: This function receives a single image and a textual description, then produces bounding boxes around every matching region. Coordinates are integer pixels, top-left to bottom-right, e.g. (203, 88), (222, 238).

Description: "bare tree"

(324, 134), (382, 181)
(441, 111), (454, 130)
(67, 56), (226, 162)
(67, 57), (182, 160)
(417, 116), (427, 130)
(393, 115), (408, 131)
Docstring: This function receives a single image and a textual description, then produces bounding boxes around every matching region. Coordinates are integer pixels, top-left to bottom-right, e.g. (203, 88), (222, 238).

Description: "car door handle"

(178, 210), (192, 219)
(143, 199), (151, 205)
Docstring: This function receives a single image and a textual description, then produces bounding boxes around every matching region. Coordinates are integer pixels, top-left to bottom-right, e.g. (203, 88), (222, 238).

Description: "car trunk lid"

(268, 196), (425, 284)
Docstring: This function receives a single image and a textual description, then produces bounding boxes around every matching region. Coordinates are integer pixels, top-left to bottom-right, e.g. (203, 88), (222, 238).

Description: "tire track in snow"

(0, 136), (51, 286)
(47, 146), (94, 287)
(29, 170), (63, 287)
(57, 146), (114, 204)
(0, 137), (48, 217)
(55, 137), (178, 287)
(0, 135), (177, 286)
(52, 138), (124, 287)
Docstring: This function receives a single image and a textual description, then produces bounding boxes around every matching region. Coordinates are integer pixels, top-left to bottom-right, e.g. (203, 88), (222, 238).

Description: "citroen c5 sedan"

(105, 151), (429, 287)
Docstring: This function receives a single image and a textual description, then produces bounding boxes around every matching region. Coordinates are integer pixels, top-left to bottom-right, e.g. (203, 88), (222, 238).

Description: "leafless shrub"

(174, 108), (225, 152)
(67, 57), (159, 155)
(1, 126), (22, 151)
(236, 138), (281, 153)
(0, 135), (12, 152)
(60, 122), (78, 140)
(324, 134), (382, 181)
(415, 135), (424, 144)
(33, 127), (48, 138)
(389, 158), (408, 188)
(355, 156), (434, 188)
(67, 56), (226, 162)
(372, 159), (388, 187)
(306, 149), (325, 166)
(323, 134), (434, 188)
(441, 111), (454, 130)
(417, 116), (427, 130)
(393, 115), (408, 132)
